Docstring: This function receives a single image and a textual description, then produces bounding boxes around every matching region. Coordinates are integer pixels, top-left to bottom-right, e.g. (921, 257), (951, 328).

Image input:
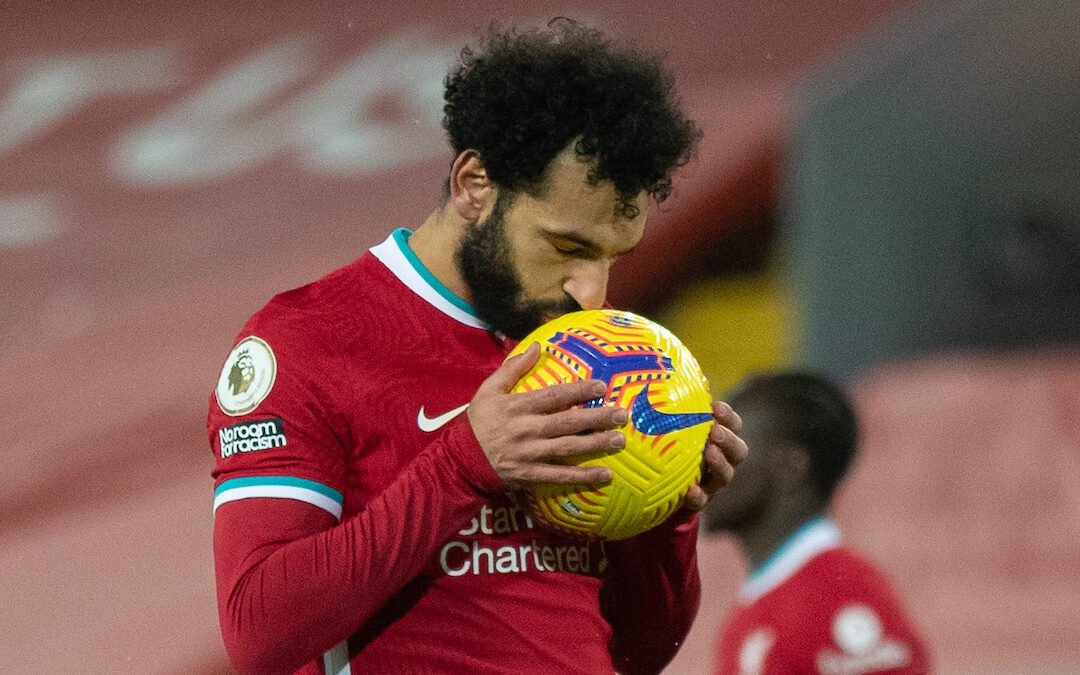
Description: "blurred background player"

(702, 370), (930, 674)
(207, 19), (747, 675)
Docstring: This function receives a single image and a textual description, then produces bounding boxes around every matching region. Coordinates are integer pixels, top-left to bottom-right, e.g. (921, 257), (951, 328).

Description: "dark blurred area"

(784, 0), (1080, 381)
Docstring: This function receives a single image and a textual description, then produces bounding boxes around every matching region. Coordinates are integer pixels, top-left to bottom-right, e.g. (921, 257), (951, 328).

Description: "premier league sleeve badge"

(216, 336), (277, 416)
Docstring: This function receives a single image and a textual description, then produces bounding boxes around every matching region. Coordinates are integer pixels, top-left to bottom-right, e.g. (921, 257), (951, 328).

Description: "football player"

(208, 19), (747, 675)
(703, 371), (931, 674)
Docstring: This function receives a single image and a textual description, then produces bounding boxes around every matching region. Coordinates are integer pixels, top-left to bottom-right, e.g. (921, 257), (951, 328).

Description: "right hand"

(468, 342), (629, 490)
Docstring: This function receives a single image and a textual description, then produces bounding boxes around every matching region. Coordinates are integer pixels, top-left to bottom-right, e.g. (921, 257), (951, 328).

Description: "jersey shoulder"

(803, 547), (906, 604)
(779, 547), (932, 673)
(247, 253), (396, 347)
(208, 254), (386, 434)
(207, 255), (393, 510)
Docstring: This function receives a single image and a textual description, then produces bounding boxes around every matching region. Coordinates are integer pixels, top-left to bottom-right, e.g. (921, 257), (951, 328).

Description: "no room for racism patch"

(218, 417), (287, 458)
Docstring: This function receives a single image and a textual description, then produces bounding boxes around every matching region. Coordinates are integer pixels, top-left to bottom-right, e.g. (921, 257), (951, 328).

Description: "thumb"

(486, 342), (541, 394)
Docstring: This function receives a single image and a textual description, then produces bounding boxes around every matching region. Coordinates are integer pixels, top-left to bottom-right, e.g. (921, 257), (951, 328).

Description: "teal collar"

(370, 228), (487, 330)
(741, 516), (841, 602)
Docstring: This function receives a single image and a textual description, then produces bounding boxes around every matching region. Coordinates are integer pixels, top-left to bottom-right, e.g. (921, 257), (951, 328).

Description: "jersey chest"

(719, 552), (923, 674)
(338, 326), (506, 508)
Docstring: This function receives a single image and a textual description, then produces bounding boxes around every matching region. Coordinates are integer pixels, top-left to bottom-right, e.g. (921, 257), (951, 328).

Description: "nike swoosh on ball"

(630, 384), (712, 435)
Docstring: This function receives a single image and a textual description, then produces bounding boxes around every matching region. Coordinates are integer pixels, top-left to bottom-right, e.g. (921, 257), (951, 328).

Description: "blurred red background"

(3, 1), (1078, 672)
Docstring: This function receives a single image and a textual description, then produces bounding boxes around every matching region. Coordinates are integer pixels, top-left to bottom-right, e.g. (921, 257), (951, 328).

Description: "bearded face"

(455, 192), (581, 340)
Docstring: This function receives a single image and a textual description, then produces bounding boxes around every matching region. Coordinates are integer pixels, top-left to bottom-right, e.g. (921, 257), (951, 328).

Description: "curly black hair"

(442, 18), (701, 217)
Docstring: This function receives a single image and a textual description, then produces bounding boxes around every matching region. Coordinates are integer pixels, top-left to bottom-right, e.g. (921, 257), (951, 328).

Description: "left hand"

(683, 400), (747, 511)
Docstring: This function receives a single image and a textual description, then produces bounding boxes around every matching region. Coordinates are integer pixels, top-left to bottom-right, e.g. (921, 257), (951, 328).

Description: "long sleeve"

(601, 511), (702, 675)
(213, 418), (503, 675)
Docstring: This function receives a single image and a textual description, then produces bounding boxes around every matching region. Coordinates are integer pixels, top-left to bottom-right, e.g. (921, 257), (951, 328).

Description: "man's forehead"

(534, 144), (640, 196)
(536, 155), (645, 220)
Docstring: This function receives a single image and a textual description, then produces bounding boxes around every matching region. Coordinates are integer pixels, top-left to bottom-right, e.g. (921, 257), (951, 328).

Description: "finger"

(533, 429), (626, 459)
(516, 462), (613, 486)
(701, 443), (735, 491)
(682, 484), (708, 511)
(514, 378), (608, 413)
(485, 342), (542, 394)
(710, 418), (749, 466)
(539, 405), (628, 438)
(712, 400), (742, 434)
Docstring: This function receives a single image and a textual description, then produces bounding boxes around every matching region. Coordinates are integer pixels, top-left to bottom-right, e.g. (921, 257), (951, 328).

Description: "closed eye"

(545, 230), (632, 262)
(553, 242), (589, 258)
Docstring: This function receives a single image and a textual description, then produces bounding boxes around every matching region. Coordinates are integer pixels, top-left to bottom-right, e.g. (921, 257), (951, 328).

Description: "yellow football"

(508, 309), (712, 540)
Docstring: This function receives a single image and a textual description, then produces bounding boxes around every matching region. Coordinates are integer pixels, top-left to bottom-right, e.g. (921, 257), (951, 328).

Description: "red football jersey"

(208, 229), (701, 674)
(713, 519), (931, 675)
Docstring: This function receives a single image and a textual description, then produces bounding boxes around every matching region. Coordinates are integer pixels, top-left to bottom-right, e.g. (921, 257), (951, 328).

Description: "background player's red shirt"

(713, 518), (931, 675)
(208, 229), (701, 675)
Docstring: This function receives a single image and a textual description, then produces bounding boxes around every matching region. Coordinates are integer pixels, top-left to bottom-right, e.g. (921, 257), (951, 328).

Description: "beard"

(455, 193), (580, 340)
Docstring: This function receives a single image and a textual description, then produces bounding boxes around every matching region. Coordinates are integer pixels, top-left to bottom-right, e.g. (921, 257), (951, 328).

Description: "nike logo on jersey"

(417, 403), (470, 432)
(630, 384), (713, 435)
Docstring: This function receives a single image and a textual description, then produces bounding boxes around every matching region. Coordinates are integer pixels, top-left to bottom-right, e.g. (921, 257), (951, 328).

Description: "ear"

(448, 149), (495, 221)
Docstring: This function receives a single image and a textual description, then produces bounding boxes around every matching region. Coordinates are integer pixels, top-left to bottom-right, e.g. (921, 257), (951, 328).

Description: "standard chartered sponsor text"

(440, 503), (598, 577)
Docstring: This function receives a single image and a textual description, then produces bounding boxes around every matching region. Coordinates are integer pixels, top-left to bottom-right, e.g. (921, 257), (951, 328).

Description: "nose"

(563, 260), (611, 311)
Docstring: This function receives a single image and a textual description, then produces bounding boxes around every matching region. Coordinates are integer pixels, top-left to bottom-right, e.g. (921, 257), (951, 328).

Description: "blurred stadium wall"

(3, 1), (1078, 673)
(783, 0), (1080, 383)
